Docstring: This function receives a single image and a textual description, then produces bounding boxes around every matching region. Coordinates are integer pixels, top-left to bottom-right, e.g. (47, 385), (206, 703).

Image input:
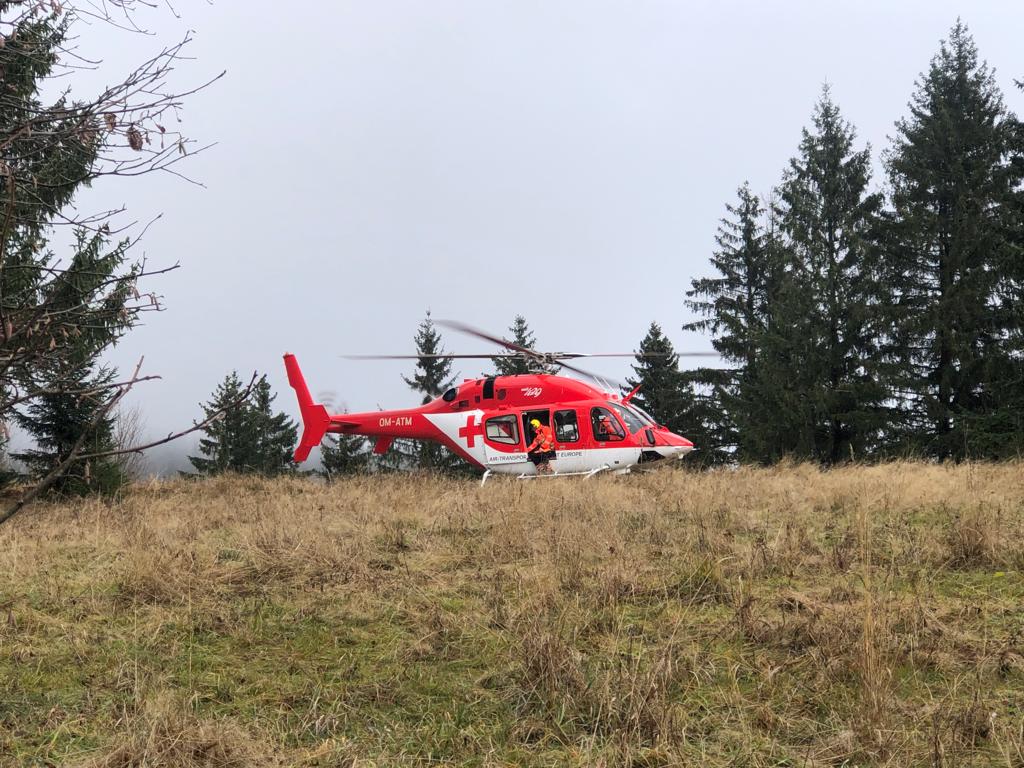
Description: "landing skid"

(479, 465), (611, 486)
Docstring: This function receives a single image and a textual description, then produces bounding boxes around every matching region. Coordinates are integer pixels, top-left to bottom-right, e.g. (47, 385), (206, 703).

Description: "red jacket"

(598, 416), (619, 438)
(527, 424), (555, 453)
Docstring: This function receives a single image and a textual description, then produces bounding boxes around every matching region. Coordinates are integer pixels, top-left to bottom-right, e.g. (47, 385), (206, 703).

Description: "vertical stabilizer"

(283, 353), (331, 462)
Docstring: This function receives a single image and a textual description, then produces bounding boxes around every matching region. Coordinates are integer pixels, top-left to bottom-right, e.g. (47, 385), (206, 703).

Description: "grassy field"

(1, 463), (1024, 767)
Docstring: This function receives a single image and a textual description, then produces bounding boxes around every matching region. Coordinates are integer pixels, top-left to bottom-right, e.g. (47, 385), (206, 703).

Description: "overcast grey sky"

(61, 1), (1024, 471)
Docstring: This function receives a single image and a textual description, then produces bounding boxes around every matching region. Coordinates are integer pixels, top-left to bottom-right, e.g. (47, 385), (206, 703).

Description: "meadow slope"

(2, 463), (1024, 766)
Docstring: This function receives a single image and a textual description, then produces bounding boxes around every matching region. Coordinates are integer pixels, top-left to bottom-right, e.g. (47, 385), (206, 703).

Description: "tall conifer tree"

(0, 4), (208, 504)
(403, 312), (462, 471)
(626, 322), (726, 465)
(625, 323), (684, 428)
(685, 184), (788, 462)
(882, 22), (1024, 459)
(403, 312), (456, 403)
(187, 372), (249, 475)
(245, 377), (299, 475)
(777, 87), (885, 463)
(11, 229), (136, 496)
(188, 373), (297, 476)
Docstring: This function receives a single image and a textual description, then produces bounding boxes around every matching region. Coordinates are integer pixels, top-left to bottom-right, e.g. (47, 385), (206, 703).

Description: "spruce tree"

(0, 11), (97, 313)
(9, 228), (136, 496)
(403, 311), (457, 401)
(246, 377), (299, 475)
(625, 323), (686, 430)
(0, 3), (211, 507)
(675, 369), (734, 466)
(684, 184), (787, 462)
(188, 372), (250, 475)
(777, 87), (885, 464)
(188, 373), (297, 476)
(402, 312), (461, 471)
(14, 361), (126, 497)
(319, 434), (369, 480)
(625, 322), (727, 466)
(881, 22), (1024, 460)
(492, 315), (559, 375)
(314, 396), (372, 476)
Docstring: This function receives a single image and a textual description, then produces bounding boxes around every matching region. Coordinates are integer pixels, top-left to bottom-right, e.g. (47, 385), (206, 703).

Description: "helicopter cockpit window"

(485, 414), (519, 445)
(629, 403), (658, 426)
(608, 402), (645, 434)
(442, 388), (458, 403)
(591, 407), (625, 442)
(554, 409), (579, 442)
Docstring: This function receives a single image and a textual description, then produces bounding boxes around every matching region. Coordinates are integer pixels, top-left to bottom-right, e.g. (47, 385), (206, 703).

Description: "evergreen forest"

(662, 22), (1024, 465)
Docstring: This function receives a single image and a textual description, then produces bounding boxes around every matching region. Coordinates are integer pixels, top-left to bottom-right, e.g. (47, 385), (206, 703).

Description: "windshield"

(607, 402), (645, 433)
(626, 403), (657, 426)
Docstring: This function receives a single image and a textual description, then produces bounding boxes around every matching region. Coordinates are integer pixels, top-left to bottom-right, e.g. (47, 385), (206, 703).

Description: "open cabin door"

(481, 412), (530, 468)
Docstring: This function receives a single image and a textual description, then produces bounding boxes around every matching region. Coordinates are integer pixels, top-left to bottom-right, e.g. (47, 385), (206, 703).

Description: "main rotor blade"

(436, 320), (719, 359)
(555, 352), (658, 359)
(435, 319), (539, 356)
(342, 354), (522, 360)
(556, 352), (719, 359)
(342, 351), (715, 361)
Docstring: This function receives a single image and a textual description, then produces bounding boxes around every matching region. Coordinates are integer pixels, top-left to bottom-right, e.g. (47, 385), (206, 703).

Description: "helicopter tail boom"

(284, 353), (332, 462)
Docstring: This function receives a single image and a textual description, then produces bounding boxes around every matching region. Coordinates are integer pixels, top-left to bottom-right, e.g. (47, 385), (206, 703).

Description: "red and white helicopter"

(285, 321), (714, 481)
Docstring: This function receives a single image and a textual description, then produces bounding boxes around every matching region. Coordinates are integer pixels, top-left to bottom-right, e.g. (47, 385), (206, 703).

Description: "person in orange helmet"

(526, 418), (556, 475)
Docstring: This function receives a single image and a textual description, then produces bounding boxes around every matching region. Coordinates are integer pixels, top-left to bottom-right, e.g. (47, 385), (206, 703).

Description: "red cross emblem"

(458, 414), (485, 447)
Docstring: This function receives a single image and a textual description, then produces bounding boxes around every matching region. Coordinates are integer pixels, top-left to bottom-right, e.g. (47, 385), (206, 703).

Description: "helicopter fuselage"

(286, 355), (694, 476)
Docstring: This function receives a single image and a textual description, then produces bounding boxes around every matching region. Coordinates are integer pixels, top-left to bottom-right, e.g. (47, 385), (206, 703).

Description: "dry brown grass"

(73, 691), (279, 768)
(2, 462), (1024, 766)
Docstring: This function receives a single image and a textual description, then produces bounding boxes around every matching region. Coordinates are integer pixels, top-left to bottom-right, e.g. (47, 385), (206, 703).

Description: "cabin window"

(486, 414), (519, 445)
(591, 407), (625, 442)
(554, 409), (579, 442)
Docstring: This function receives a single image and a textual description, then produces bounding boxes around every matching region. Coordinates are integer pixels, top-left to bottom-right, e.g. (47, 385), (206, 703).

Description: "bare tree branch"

(2, 372), (161, 409)
(77, 373), (258, 462)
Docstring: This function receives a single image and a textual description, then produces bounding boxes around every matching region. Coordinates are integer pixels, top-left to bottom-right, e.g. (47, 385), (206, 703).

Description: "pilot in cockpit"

(597, 413), (619, 441)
